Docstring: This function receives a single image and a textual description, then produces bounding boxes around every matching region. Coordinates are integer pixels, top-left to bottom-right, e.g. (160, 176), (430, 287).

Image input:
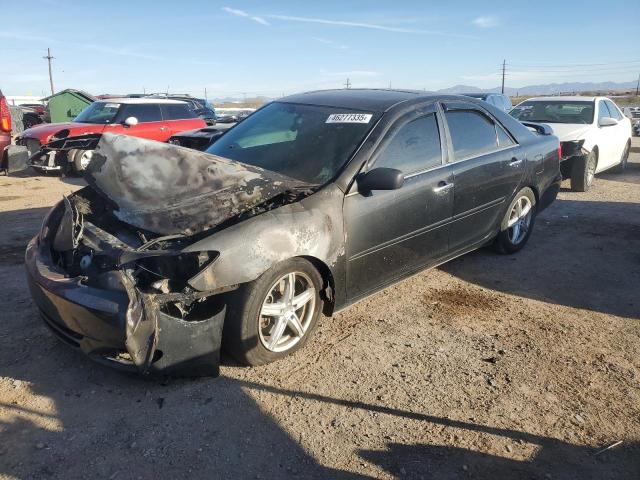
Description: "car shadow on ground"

(597, 160), (640, 186)
(440, 198), (640, 320)
(0, 207), (50, 267)
(6, 167), (86, 187)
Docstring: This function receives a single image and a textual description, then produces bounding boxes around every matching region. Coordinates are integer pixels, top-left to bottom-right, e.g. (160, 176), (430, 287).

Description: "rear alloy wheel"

(494, 187), (536, 254)
(223, 258), (323, 366)
(613, 141), (630, 173)
(570, 150), (597, 192)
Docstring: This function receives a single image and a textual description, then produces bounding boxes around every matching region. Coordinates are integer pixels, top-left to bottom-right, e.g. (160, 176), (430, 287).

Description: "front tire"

(570, 149), (597, 192)
(71, 149), (94, 174)
(223, 258), (323, 366)
(494, 187), (536, 254)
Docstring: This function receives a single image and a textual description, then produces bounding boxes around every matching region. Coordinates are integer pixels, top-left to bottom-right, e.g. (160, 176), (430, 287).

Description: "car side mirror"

(358, 167), (404, 192)
(598, 116), (617, 127)
(124, 116), (139, 127)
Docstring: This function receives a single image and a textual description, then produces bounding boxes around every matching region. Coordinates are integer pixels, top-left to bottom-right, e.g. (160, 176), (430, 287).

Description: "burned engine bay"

(38, 133), (318, 376)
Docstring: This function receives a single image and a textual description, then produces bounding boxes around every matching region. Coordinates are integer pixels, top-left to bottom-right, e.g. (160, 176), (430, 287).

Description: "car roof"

(522, 96), (599, 102)
(279, 89), (441, 112)
(462, 93), (503, 99)
(96, 98), (187, 105)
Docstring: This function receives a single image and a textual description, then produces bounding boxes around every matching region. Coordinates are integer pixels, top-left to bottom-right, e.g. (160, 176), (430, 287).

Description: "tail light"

(0, 95), (11, 133)
(558, 143), (562, 160)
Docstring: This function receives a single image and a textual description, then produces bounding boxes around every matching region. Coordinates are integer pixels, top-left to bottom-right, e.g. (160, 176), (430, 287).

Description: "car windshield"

(206, 102), (380, 184)
(510, 100), (595, 124)
(74, 102), (121, 124)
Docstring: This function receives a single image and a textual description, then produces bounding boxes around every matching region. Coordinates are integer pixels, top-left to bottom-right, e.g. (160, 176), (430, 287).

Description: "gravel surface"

(1, 141), (639, 479)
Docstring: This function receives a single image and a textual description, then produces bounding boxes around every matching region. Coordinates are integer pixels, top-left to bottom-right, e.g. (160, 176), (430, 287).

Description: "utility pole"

(501, 59), (506, 94)
(344, 78), (351, 89)
(636, 73), (639, 96)
(43, 48), (55, 96)
(204, 87), (208, 101)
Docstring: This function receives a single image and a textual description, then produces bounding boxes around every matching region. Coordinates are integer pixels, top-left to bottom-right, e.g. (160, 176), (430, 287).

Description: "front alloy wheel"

(259, 272), (316, 352)
(223, 258), (323, 366)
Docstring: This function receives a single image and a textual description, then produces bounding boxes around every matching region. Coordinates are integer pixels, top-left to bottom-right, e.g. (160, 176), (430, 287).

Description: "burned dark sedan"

(25, 89), (561, 377)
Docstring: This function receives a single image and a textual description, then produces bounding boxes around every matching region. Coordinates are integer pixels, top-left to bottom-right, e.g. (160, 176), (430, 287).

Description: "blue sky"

(1, 0), (638, 98)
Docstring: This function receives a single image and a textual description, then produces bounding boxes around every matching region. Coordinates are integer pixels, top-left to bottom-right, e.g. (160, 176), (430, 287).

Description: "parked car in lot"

(622, 106), (640, 136)
(0, 90), (12, 171)
(25, 89), (561, 376)
(146, 94), (217, 125)
(462, 92), (513, 112)
(167, 123), (235, 150)
(510, 96), (632, 191)
(18, 98), (206, 173)
(20, 103), (47, 117)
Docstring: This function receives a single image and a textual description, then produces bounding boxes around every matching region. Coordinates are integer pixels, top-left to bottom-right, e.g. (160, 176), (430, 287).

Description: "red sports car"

(19, 98), (206, 173)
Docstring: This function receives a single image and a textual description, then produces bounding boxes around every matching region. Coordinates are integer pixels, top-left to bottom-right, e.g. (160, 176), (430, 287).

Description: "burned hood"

(84, 133), (300, 236)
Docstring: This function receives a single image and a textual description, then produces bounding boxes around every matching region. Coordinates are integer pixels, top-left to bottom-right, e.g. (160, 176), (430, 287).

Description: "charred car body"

(26, 90), (561, 377)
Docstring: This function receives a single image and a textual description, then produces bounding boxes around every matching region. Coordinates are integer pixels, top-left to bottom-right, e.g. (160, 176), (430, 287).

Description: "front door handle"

(509, 157), (523, 167)
(433, 181), (454, 193)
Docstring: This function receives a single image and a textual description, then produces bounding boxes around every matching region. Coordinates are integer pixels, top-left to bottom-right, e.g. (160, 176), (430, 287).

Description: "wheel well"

(527, 185), (540, 205)
(298, 255), (336, 316)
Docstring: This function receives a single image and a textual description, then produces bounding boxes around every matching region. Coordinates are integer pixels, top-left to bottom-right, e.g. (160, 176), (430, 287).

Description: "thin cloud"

(321, 70), (381, 78)
(312, 37), (349, 50)
(472, 15), (500, 28)
(222, 6), (270, 26)
(266, 14), (475, 38)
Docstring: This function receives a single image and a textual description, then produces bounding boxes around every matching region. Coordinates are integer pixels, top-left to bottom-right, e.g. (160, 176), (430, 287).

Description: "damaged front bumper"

(25, 234), (226, 377)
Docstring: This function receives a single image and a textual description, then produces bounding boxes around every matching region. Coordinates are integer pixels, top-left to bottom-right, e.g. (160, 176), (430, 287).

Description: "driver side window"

(374, 114), (442, 175)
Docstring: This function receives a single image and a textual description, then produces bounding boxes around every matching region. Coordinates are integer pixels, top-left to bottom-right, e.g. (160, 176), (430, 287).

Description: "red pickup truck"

(19, 98), (206, 173)
(0, 90), (11, 170)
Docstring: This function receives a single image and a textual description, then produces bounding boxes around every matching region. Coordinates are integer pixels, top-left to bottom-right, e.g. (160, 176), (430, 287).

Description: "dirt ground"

(1, 140), (639, 480)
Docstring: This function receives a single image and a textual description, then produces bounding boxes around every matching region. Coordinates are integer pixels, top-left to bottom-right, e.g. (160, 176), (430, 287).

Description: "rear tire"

(494, 187), (536, 255)
(570, 149), (597, 192)
(223, 258), (323, 366)
(613, 141), (630, 173)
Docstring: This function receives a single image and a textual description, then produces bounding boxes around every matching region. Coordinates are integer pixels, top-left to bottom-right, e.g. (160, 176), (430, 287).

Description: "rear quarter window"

(161, 104), (198, 120)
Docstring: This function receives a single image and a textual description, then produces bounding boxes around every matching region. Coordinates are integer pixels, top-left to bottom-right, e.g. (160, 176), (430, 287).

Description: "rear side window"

(604, 100), (623, 120)
(161, 104), (197, 120)
(122, 104), (162, 122)
(445, 110), (498, 160)
(374, 114), (442, 174)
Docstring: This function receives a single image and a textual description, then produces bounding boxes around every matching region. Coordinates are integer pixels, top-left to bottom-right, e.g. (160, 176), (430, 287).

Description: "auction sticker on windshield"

(326, 113), (373, 124)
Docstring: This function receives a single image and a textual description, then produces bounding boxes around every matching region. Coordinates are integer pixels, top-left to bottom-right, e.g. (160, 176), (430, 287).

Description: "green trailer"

(42, 89), (95, 123)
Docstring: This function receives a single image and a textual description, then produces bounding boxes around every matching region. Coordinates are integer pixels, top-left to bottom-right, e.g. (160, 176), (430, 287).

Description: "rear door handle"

(433, 181), (454, 193)
(509, 157), (523, 167)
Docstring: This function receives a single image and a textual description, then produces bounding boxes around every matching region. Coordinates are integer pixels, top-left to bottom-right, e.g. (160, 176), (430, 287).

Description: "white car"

(510, 96), (632, 191)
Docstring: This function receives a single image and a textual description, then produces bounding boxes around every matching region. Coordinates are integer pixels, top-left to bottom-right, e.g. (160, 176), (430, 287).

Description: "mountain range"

(211, 80), (638, 104)
(436, 80), (638, 96)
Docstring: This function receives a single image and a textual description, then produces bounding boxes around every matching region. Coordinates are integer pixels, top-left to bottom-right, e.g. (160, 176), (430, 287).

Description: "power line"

(43, 48), (54, 96)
